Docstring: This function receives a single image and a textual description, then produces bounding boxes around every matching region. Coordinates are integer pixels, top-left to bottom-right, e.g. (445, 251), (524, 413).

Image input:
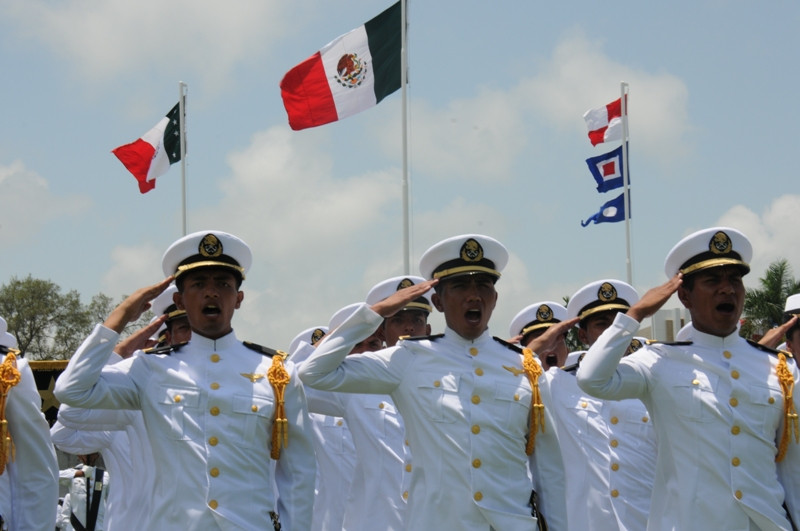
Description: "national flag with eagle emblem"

(280, 2), (401, 130)
(112, 103), (182, 194)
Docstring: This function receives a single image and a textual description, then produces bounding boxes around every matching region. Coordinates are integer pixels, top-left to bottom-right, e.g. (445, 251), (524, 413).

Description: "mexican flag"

(280, 2), (402, 131)
(112, 103), (182, 193)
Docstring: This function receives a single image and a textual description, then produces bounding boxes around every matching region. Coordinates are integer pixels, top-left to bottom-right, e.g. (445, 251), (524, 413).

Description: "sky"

(1, 1), (799, 349)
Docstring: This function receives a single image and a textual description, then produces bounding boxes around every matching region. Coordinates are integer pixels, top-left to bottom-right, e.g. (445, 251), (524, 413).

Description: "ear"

(173, 291), (185, 310)
(677, 285), (692, 309)
(375, 324), (386, 342)
(235, 291), (244, 309)
(432, 293), (444, 312)
(425, 323), (432, 335)
(577, 328), (590, 347)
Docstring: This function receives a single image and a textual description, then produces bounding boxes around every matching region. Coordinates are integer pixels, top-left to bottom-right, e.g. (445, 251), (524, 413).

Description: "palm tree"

(741, 259), (800, 339)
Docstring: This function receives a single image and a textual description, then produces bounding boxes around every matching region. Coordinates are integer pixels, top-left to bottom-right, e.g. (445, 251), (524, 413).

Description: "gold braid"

(267, 351), (290, 460)
(522, 348), (544, 455)
(776, 352), (799, 462)
(0, 352), (21, 475)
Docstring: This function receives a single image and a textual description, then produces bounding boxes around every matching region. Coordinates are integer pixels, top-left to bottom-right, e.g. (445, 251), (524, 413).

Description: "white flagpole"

(620, 81), (632, 285)
(178, 81), (188, 236)
(401, 0), (410, 274)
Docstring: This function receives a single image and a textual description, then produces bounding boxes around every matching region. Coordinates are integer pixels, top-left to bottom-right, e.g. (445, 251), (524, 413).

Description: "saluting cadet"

(577, 227), (800, 529)
(54, 230), (316, 530)
(509, 301), (569, 372)
(288, 325), (357, 531)
(299, 234), (574, 530)
(550, 280), (656, 531)
(0, 317), (59, 531)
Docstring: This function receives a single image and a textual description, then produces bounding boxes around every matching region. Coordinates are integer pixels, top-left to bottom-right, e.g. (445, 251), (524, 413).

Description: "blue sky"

(1, 1), (798, 347)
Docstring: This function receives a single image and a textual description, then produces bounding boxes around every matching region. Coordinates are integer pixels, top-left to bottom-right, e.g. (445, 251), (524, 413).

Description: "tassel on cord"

(522, 348), (544, 455)
(0, 351), (21, 475)
(776, 352), (799, 462)
(267, 351), (290, 460)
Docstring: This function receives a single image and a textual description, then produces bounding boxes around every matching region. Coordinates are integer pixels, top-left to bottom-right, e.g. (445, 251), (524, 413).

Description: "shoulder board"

(492, 336), (524, 354)
(142, 341), (188, 355)
(243, 341), (283, 358)
(645, 340), (693, 347)
(560, 352), (586, 373)
(746, 339), (794, 359)
(402, 334), (444, 342)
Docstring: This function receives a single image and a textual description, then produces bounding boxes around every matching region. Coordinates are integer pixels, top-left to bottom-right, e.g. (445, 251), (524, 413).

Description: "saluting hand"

(525, 317), (580, 355)
(104, 277), (174, 334)
(626, 274), (682, 323)
(370, 279), (438, 318)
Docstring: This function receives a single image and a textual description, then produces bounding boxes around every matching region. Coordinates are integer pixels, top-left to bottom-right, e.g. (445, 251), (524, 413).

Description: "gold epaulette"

(493, 336), (524, 354)
(267, 350), (290, 460)
(0, 352), (21, 475)
(142, 341), (188, 355)
(644, 339), (693, 346)
(746, 339), (794, 359)
(521, 348), (544, 456)
(243, 341), (280, 357)
(400, 334), (443, 342)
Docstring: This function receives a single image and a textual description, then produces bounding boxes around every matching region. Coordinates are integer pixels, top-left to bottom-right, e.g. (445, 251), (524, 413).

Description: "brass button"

(433, 380), (441, 388)
(732, 457), (740, 467)
(402, 491), (408, 500)
(405, 439), (409, 446)
(610, 416), (619, 425)
(513, 394), (520, 401)
(611, 463), (620, 471)
(173, 395), (182, 403)
(210, 467), (220, 477)
(731, 425), (741, 435)
(723, 350), (732, 359)
(210, 382), (220, 390)
(210, 353), (220, 363)
(210, 406), (220, 416)
(611, 489), (619, 498)
(731, 370), (740, 379)
(474, 491), (483, 501)
(471, 425), (481, 434)
(209, 500), (218, 509)
(405, 464), (412, 472)
(729, 397), (738, 407)
(768, 397), (776, 404)
(472, 458), (481, 468)
(469, 347), (479, 356)
(642, 417), (649, 423)
(475, 368), (484, 376)
(471, 395), (481, 405)
(379, 403), (385, 409)
(581, 401), (588, 408)
(735, 490), (743, 500)
(692, 379), (700, 385)
(209, 436), (218, 446)
(251, 405), (258, 412)
(610, 439), (619, 448)
(337, 420), (343, 426)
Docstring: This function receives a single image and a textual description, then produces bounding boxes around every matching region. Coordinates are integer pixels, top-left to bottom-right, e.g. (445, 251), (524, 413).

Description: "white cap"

(0, 332), (17, 349)
(288, 326), (328, 355)
(419, 234), (508, 281)
(0, 317), (6, 335)
(566, 279), (639, 322)
(151, 283), (185, 320)
(365, 276), (432, 313)
(664, 227), (751, 278)
(162, 230), (252, 282)
(785, 294), (800, 315)
(509, 302), (567, 338)
(329, 303), (362, 331)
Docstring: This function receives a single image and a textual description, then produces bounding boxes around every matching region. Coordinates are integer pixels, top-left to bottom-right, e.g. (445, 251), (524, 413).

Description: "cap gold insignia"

(240, 372), (265, 383)
(310, 328), (325, 346)
(625, 338), (643, 355)
(598, 282), (618, 302)
(460, 238), (483, 263)
(536, 304), (554, 322)
(397, 278), (415, 291)
(503, 364), (525, 377)
(199, 234), (223, 258)
(709, 231), (732, 255)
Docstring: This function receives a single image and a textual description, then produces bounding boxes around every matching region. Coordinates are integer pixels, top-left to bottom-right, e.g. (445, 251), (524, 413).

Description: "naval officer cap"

(150, 283), (186, 324)
(664, 227), (751, 278)
(366, 276), (433, 314)
(329, 303), (362, 332)
(419, 234), (508, 282)
(784, 294), (800, 319)
(567, 279), (640, 323)
(162, 230), (252, 283)
(288, 326), (328, 356)
(509, 301), (568, 339)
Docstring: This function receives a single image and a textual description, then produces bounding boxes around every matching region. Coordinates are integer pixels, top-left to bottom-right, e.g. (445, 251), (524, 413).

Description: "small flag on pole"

(585, 144), (627, 193)
(583, 97), (624, 146)
(581, 193), (628, 227)
(279, 2), (401, 130)
(112, 103), (182, 194)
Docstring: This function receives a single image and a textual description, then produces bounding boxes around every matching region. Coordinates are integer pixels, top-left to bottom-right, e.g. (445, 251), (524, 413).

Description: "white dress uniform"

(577, 314), (800, 530)
(300, 304), (544, 531)
(549, 367), (656, 530)
(0, 354), (59, 530)
(54, 324), (316, 531)
(59, 464), (109, 531)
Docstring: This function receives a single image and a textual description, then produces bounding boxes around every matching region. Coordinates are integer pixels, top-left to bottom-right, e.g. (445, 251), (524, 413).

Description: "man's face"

(526, 327), (568, 370)
(432, 274), (497, 341)
(166, 317), (192, 345)
(678, 266), (744, 337)
(383, 310), (430, 347)
(786, 327), (800, 355)
(174, 269), (243, 340)
(578, 310), (618, 347)
(351, 329), (383, 354)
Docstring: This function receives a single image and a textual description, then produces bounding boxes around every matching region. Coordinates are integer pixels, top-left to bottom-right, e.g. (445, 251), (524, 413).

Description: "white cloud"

(101, 243), (163, 297)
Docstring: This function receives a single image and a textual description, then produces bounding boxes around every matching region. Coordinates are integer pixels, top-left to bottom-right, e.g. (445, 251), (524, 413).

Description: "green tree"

(741, 259), (800, 340)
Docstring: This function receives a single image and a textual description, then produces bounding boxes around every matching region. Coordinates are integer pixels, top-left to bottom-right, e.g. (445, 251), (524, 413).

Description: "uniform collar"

(686, 324), (743, 349)
(443, 325), (493, 346)
(190, 329), (238, 350)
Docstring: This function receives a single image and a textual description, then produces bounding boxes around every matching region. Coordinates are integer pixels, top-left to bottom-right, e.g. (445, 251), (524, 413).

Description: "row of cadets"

(55, 230), (316, 530)
(577, 227), (800, 529)
(298, 234), (573, 530)
(0, 317), (58, 530)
